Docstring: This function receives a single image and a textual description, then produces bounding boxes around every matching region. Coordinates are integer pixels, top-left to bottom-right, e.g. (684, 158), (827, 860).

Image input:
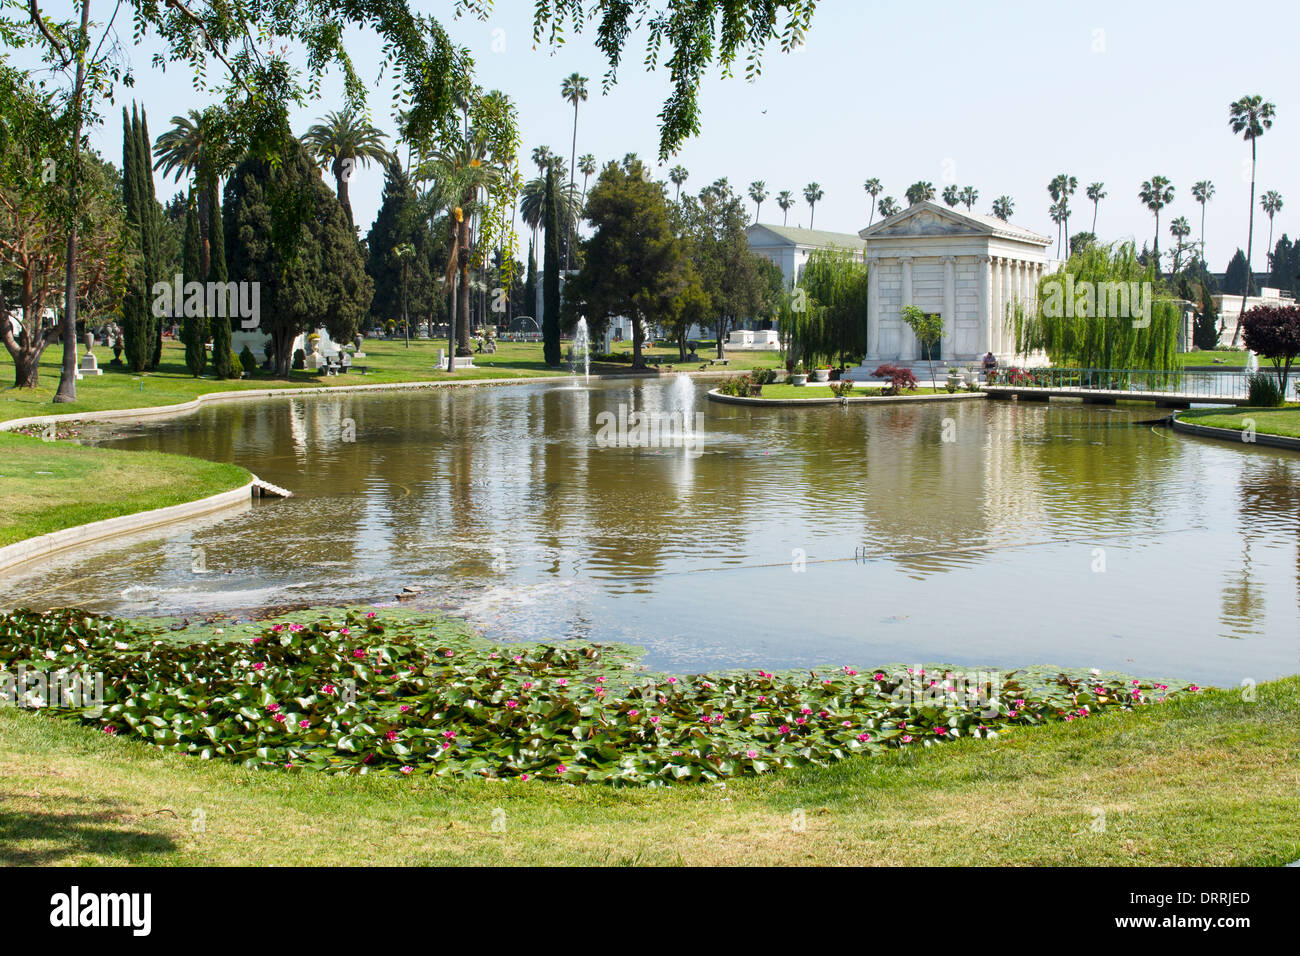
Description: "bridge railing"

(985, 367), (1250, 399)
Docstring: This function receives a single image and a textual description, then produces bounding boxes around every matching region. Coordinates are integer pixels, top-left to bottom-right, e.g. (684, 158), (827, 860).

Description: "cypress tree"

(121, 106), (151, 372)
(542, 166), (562, 366)
(139, 108), (163, 370)
(182, 195), (207, 375)
(207, 175), (233, 378)
(524, 238), (537, 326)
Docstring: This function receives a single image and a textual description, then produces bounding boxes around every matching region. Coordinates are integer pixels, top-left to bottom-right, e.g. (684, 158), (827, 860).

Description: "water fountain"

(570, 317), (591, 385)
(671, 373), (696, 441)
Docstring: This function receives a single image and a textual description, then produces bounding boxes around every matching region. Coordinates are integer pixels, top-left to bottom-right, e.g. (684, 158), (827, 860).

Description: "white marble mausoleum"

(845, 202), (1054, 380)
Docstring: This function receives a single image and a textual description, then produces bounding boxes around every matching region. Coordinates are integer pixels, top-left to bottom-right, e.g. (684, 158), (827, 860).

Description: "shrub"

(239, 344), (258, 374)
(227, 350), (243, 379)
(719, 373), (756, 397)
(752, 368), (778, 385)
(293, 348), (307, 370)
(1241, 303), (1300, 399)
(829, 380), (854, 398)
(870, 364), (918, 395)
(1246, 370), (1284, 407)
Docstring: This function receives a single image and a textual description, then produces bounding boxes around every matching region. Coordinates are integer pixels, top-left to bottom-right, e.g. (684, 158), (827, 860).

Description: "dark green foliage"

(781, 249), (869, 368)
(225, 138), (372, 376)
(139, 109), (164, 371)
(366, 159), (433, 327)
(523, 239), (538, 326)
(1194, 281), (1221, 351)
(1241, 304), (1300, 398)
(207, 176), (233, 378)
(1223, 248), (1258, 296)
(181, 197), (207, 376)
(0, 606), (1198, 785)
(239, 344), (257, 374)
(1266, 234), (1298, 298)
(542, 166), (562, 366)
(120, 106), (157, 372)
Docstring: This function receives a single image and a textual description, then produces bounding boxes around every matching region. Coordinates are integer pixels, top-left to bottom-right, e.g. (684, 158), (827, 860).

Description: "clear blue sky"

(26, 0), (1300, 271)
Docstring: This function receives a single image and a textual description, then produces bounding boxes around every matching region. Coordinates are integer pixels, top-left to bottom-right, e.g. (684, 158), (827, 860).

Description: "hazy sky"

(25, 0), (1300, 270)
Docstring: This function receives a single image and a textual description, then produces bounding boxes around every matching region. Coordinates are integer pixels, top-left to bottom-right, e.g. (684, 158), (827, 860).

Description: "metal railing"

(985, 367), (1250, 400)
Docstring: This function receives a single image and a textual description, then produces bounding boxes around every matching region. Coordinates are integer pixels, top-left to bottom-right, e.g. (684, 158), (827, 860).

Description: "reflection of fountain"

(570, 316), (591, 385)
(671, 373), (695, 440)
(1246, 351), (1259, 374)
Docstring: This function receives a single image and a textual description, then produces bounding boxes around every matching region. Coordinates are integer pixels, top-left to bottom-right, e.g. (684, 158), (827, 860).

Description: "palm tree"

(669, 164), (689, 202)
(905, 181), (935, 206)
(302, 108), (394, 227)
(1169, 216), (1192, 274)
(878, 196), (901, 220)
(560, 73), (588, 269)
(803, 182), (824, 228)
(532, 145), (558, 174)
(1047, 174), (1078, 256)
(578, 153), (597, 205)
(393, 242), (415, 348)
(748, 180), (768, 222)
(1191, 180), (1214, 260)
(1086, 182), (1106, 234)
(1138, 175), (1175, 264)
(941, 184), (960, 207)
(1049, 200), (1067, 257)
(519, 177), (547, 261)
(1229, 94), (1276, 344)
(1260, 190), (1283, 258)
(863, 177), (883, 225)
(154, 109), (221, 275)
(776, 190), (795, 226)
(959, 186), (978, 211)
(990, 196), (1014, 221)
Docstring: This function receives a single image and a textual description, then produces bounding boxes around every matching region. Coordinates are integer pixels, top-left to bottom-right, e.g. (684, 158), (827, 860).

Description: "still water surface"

(9, 379), (1298, 683)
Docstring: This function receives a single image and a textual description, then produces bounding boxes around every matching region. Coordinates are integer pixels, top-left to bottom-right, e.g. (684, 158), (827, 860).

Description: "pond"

(9, 378), (1298, 685)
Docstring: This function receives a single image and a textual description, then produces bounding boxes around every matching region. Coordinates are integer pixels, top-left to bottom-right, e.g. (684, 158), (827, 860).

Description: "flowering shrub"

(829, 380), (854, 398)
(719, 373), (757, 397)
(0, 608), (1198, 786)
(870, 364), (918, 395)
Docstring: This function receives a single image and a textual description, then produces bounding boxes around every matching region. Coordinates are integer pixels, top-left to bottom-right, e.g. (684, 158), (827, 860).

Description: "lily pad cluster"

(0, 608), (1199, 786)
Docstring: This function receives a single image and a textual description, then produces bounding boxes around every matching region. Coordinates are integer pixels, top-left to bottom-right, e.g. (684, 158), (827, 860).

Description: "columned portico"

(845, 202), (1053, 381)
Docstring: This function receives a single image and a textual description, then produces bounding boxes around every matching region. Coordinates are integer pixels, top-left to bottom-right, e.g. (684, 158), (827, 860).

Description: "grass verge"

(1177, 405), (1300, 439)
(2, 676), (1296, 866)
(0, 432), (250, 547)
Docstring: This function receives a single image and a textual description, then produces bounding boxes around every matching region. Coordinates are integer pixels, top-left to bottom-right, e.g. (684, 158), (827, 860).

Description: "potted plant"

(813, 364), (831, 383)
(790, 362), (808, 386)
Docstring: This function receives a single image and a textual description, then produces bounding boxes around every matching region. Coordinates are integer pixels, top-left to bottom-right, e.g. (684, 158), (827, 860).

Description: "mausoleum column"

(991, 256), (1004, 355)
(941, 256), (956, 359)
(866, 255), (880, 359)
(978, 255), (992, 355)
(898, 254), (914, 359)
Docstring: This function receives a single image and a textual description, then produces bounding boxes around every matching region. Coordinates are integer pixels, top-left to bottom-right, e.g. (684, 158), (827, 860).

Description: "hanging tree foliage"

(778, 248), (869, 368)
(1011, 241), (1179, 373)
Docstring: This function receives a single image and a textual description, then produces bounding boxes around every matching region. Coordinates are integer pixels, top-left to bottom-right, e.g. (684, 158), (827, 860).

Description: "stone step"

(251, 477), (294, 499)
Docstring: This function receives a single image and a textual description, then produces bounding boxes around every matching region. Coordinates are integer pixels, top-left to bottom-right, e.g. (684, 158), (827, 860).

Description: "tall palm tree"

(959, 186), (978, 211)
(776, 190), (795, 226)
(748, 180), (768, 222)
(904, 181), (935, 206)
(1138, 175), (1175, 264)
(803, 182), (824, 228)
(1049, 201), (1067, 257)
(302, 108), (394, 227)
(1169, 216), (1192, 274)
(878, 196), (901, 220)
(941, 184), (960, 207)
(990, 196), (1014, 221)
(1047, 174), (1078, 257)
(154, 109), (220, 275)
(560, 73), (588, 269)
(1260, 190), (1283, 258)
(669, 164), (689, 202)
(1229, 94), (1276, 344)
(532, 145), (558, 174)
(863, 177), (882, 225)
(578, 153), (597, 205)
(1086, 182), (1106, 234)
(1191, 180), (1214, 261)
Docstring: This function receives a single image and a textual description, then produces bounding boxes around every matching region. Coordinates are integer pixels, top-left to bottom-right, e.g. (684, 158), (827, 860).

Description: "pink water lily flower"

(267, 703), (280, 712)
(746, 749), (758, 758)
(556, 765), (567, 774)
(299, 719), (309, 728)
(857, 733), (871, 742)
(252, 662), (265, 671)
(400, 766), (413, 774)
(505, 700), (518, 709)
(901, 735), (913, 743)
(385, 730), (398, 741)
(273, 713), (286, 723)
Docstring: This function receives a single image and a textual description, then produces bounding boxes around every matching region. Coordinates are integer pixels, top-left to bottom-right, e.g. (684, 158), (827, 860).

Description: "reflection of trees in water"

(1222, 458), (1300, 636)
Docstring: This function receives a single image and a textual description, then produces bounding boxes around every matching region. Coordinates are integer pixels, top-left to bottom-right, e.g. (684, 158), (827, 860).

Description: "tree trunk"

(631, 314), (644, 369)
(715, 316), (727, 359)
(1233, 139), (1257, 347)
(54, 0), (92, 404)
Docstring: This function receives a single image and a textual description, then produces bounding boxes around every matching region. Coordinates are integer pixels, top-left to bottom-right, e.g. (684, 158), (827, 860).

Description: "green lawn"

(0, 432), (250, 547)
(1176, 350), (1251, 367)
(1178, 405), (1300, 439)
(2, 675), (1296, 866)
(0, 339), (783, 425)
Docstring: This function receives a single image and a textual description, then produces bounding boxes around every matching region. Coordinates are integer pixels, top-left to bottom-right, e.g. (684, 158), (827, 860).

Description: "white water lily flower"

(114, 642), (129, 650)
(44, 649), (56, 660)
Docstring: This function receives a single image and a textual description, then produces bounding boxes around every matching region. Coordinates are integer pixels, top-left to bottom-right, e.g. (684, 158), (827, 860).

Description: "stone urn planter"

(813, 368), (830, 382)
(791, 373), (809, 386)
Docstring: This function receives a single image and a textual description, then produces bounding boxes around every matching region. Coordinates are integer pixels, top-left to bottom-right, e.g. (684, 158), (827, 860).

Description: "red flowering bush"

(1241, 304), (1300, 402)
(870, 364), (918, 395)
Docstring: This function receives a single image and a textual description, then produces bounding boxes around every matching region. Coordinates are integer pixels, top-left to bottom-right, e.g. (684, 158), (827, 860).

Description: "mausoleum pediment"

(859, 201), (1051, 247)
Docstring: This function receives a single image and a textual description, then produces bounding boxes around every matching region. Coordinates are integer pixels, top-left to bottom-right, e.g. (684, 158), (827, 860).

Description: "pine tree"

(181, 196), (207, 375)
(120, 106), (149, 370)
(1224, 248), (1258, 297)
(542, 166), (562, 366)
(1194, 281), (1220, 350)
(207, 175), (233, 378)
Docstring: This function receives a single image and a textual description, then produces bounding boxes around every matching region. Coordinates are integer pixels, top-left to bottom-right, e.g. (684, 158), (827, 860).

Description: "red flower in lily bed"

(0, 608), (1202, 787)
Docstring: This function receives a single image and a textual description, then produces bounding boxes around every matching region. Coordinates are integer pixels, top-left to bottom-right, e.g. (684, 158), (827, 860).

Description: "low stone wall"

(1170, 415), (1300, 452)
(706, 388), (988, 408)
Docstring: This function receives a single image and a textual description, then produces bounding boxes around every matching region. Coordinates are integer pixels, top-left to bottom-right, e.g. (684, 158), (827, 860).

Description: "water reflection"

(6, 381), (1298, 684)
